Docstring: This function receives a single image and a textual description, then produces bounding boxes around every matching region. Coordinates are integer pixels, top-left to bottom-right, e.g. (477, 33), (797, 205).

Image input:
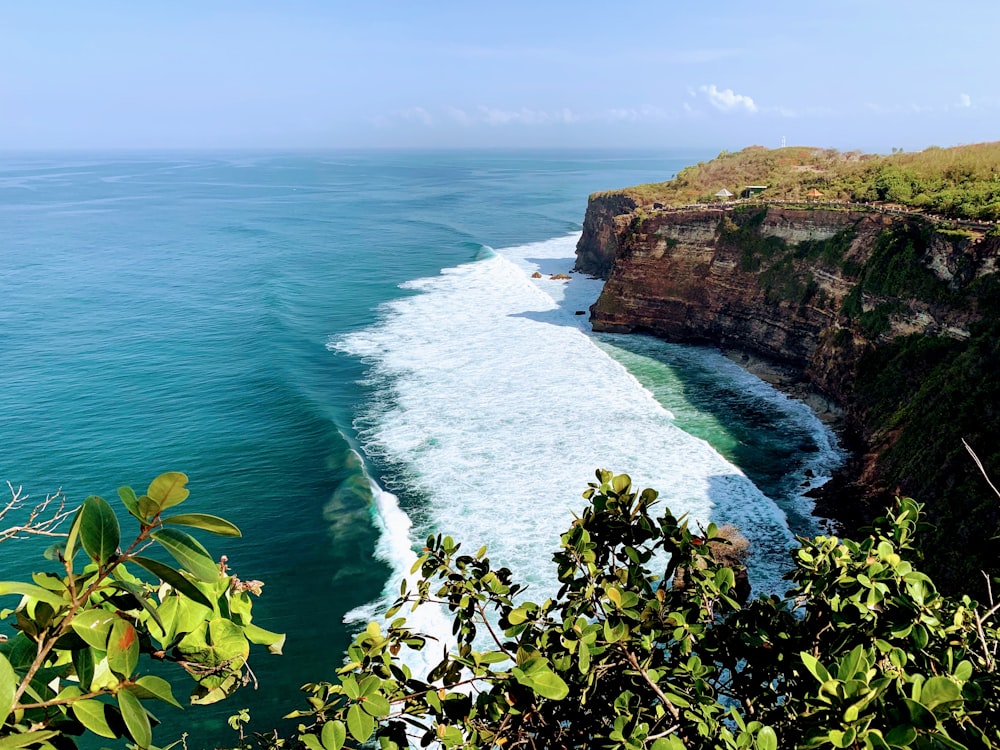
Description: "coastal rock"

(575, 194), (1000, 548)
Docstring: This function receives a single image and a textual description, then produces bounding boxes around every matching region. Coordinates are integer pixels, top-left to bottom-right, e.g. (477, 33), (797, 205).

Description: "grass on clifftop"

(613, 142), (1000, 221)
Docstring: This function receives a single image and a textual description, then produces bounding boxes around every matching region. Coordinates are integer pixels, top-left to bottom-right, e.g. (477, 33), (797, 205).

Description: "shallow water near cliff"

(0, 149), (839, 745)
(334, 234), (841, 628)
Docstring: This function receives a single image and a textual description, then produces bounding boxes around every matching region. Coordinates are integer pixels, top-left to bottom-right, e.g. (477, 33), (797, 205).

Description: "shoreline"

(720, 347), (845, 428)
(719, 346), (869, 535)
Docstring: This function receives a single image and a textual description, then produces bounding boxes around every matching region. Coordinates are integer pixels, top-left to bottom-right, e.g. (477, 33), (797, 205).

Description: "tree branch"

(0, 483), (73, 542)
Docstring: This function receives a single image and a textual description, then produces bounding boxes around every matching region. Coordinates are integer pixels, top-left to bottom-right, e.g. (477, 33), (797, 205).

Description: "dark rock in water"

(575, 310), (586, 315)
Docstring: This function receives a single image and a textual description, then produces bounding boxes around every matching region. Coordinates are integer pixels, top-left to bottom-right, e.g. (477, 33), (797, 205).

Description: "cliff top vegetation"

(606, 142), (1000, 221)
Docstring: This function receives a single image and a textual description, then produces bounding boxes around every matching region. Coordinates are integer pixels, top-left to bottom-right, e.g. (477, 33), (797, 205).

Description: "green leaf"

(147, 472), (190, 512)
(244, 622), (285, 655)
(131, 555), (214, 609)
(954, 660), (973, 682)
(611, 473), (632, 493)
(837, 644), (865, 681)
(0, 581), (67, 609)
(902, 698), (936, 729)
(118, 687), (152, 748)
(79, 495), (120, 566)
(478, 651), (510, 665)
(0, 731), (61, 748)
(361, 692), (391, 717)
(513, 664), (569, 700)
(160, 513), (242, 537)
(346, 703), (375, 743)
(72, 646), (96, 691)
(340, 675), (359, 700)
(150, 528), (219, 582)
(138, 495), (160, 520)
(64, 506), (83, 564)
(885, 724), (917, 747)
(71, 699), (118, 739)
(800, 651), (831, 683)
(358, 675), (380, 698)
(70, 609), (116, 650)
(321, 720), (347, 750)
(133, 675), (183, 708)
(118, 485), (142, 521)
(176, 618), (250, 700)
(650, 738), (685, 750)
(107, 617), (139, 678)
(300, 735), (324, 750)
(0, 653), (17, 723)
(757, 726), (777, 750)
(920, 676), (961, 710)
(507, 607), (528, 625)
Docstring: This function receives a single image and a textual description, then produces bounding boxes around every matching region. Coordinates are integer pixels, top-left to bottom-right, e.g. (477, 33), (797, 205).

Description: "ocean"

(0, 150), (841, 745)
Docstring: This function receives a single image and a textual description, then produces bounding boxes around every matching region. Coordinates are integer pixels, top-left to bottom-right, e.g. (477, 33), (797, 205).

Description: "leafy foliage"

(616, 142), (1000, 220)
(0, 472), (283, 749)
(278, 471), (999, 750)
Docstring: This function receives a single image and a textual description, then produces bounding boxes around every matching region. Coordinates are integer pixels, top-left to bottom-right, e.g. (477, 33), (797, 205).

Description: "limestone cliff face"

(575, 193), (1000, 541)
(578, 197), (993, 401)
(575, 192), (639, 278)
(585, 206), (863, 375)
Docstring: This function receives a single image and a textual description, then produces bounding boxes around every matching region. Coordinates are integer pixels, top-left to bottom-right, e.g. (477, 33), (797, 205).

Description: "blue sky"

(2, 1), (997, 152)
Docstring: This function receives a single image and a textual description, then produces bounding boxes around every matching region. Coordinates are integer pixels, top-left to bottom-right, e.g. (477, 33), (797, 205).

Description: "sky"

(2, 1), (998, 152)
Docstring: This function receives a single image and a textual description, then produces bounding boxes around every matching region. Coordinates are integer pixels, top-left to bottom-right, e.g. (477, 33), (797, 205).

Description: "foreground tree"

(0, 472), (282, 749)
(2, 471), (997, 748)
(284, 470), (999, 750)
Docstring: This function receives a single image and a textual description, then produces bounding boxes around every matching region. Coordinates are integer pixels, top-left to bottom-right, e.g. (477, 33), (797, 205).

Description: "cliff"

(576, 195), (1000, 593)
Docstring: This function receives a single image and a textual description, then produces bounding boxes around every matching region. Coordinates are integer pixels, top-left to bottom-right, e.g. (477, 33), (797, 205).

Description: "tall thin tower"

(780, 135), (787, 148)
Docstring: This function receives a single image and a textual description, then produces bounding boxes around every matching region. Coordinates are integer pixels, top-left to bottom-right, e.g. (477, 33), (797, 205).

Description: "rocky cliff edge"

(575, 193), (1000, 591)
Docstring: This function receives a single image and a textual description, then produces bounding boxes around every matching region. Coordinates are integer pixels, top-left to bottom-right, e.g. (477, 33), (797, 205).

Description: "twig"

(625, 651), (680, 721)
(963, 439), (1000, 500)
(0, 483), (73, 542)
(973, 575), (1000, 672)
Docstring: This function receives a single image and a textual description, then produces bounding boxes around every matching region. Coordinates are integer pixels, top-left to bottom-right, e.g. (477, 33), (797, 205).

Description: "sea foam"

(332, 233), (825, 615)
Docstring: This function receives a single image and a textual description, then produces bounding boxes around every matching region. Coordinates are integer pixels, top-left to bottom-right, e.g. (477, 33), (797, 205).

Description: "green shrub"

(0, 473), (282, 749)
(283, 472), (1000, 750)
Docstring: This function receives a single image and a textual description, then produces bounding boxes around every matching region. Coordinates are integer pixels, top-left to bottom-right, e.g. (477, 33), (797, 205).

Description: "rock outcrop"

(575, 193), (1000, 591)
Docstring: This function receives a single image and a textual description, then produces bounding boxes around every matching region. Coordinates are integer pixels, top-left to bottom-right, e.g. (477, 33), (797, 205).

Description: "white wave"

(593, 335), (845, 538)
(333, 233), (806, 607)
(343, 477), (455, 675)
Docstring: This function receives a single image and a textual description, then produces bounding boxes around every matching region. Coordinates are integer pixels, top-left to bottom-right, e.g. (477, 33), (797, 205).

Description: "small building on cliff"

(741, 185), (769, 198)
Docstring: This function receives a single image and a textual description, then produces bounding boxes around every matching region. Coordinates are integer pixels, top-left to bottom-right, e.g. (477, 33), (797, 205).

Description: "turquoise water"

(0, 150), (840, 745)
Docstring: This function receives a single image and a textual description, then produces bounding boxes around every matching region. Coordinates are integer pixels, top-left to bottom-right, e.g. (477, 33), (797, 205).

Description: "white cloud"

(864, 101), (934, 115)
(600, 106), (679, 123)
(959, 93), (972, 108)
(398, 107), (433, 126)
(444, 106), (474, 126)
(445, 106), (579, 126)
(698, 84), (757, 114)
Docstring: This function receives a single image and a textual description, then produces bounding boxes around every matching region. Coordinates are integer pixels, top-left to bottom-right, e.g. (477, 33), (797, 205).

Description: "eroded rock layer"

(575, 195), (1000, 592)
